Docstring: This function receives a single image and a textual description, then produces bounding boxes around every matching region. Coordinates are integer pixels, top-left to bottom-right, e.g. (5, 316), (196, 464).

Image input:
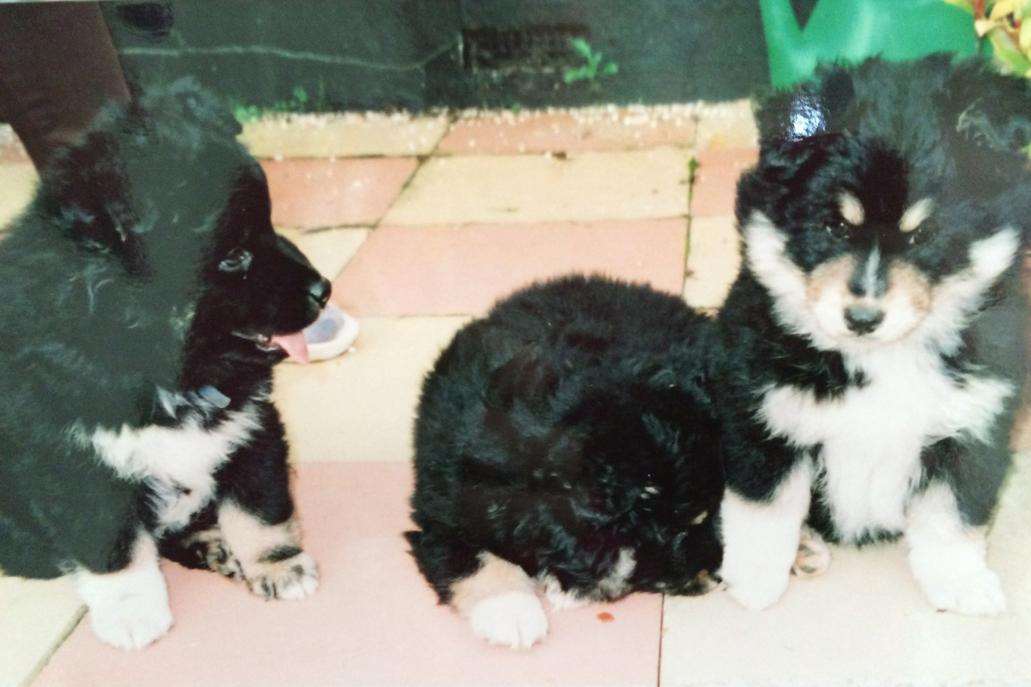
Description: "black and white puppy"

(408, 275), (723, 648)
(0, 80), (330, 649)
(716, 55), (1031, 615)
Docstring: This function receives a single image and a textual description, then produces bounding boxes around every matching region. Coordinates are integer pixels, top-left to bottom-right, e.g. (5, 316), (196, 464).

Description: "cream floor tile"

(0, 576), (83, 687)
(439, 105), (698, 154)
(240, 113), (448, 159)
(660, 457), (1031, 687)
(279, 227), (369, 281)
(693, 99), (759, 151)
(383, 147), (691, 225)
(0, 163), (38, 231)
(682, 216), (741, 310)
(272, 316), (470, 463)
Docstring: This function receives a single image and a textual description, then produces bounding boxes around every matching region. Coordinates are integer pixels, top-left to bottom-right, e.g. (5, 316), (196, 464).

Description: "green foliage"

(229, 79), (331, 123)
(953, 0), (1031, 75)
(563, 38), (619, 86)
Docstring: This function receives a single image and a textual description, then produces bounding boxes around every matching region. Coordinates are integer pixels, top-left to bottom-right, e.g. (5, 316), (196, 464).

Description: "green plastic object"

(761, 0), (980, 87)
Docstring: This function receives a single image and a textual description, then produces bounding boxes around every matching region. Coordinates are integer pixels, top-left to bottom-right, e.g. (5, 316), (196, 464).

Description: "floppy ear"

(734, 134), (837, 224)
(129, 77), (242, 149)
(40, 125), (138, 246)
(943, 58), (1031, 153)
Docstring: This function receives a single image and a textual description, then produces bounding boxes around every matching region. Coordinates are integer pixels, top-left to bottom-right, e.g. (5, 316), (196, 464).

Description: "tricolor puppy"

(408, 275), (724, 649)
(0, 80), (329, 649)
(716, 55), (1031, 615)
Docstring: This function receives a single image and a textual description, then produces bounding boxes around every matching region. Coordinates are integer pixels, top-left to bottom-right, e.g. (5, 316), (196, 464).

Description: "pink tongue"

(270, 332), (309, 364)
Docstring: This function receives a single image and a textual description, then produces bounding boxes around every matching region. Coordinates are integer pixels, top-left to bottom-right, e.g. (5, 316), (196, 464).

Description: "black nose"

(308, 278), (331, 308)
(844, 304), (884, 335)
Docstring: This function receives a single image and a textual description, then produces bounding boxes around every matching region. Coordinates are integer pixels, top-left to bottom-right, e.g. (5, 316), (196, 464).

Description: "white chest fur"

(87, 403), (262, 533)
(758, 345), (1011, 542)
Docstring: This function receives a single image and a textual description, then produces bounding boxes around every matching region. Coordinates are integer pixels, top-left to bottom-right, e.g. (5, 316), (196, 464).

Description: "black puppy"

(407, 275), (723, 649)
(716, 55), (1031, 615)
(0, 80), (330, 649)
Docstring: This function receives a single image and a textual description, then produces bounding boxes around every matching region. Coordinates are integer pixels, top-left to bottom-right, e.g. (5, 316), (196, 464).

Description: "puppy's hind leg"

(791, 526), (831, 577)
(453, 553), (548, 649)
(160, 525), (245, 581)
(407, 530), (548, 649)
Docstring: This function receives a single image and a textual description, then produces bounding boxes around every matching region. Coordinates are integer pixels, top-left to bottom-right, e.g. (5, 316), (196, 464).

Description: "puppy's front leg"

(216, 402), (317, 600)
(906, 481), (1005, 615)
(74, 532), (173, 650)
(217, 499), (317, 600)
(720, 459), (813, 610)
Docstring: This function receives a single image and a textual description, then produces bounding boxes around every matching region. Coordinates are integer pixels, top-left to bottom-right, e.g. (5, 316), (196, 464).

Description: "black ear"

(943, 58), (1031, 153)
(42, 128), (135, 243)
(755, 65), (855, 149)
(734, 134), (837, 223)
(129, 77), (241, 148)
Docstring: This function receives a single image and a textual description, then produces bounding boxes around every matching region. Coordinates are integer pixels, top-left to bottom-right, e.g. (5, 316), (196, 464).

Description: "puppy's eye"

(825, 220), (850, 240)
(218, 248), (252, 274)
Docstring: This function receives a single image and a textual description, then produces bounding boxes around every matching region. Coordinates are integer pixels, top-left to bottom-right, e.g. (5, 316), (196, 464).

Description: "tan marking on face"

(838, 192), (864, 225)
(886, 261), (932, 314)
(805, 255), (855, 307)
(804, 254), (933, 343)
(450, 552), (534, 616)
(900, 198), (934, 234)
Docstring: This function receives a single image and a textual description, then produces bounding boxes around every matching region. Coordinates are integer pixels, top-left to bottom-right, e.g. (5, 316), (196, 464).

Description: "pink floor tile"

(262, 158), (418, 229)
(36, 463), (662, 687)
(438, 110), (696, 155)
(689, 148), (758, 218)
(331, 219), (687, 317)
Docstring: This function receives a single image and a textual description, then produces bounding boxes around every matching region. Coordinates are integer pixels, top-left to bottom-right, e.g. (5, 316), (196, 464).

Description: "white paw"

(245, 551), (319, 601)
(722, 565), (790, 611)
(917, 567), (1007, 616)
(89, 592), (173, 650)
(469, 590), (549, 649)
(791, 527), (831, 578)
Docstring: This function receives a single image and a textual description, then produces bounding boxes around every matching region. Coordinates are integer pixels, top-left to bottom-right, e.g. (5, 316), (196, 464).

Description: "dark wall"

(104, 0), (770, 111)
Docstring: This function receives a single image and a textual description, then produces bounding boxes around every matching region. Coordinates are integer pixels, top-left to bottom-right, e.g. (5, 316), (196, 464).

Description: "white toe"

(469, 591), (548, 649)
(917, 567), (1006, 616)
(89, 593), (173, 650)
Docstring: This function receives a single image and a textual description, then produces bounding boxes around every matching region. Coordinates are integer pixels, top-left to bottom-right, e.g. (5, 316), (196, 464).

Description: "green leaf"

(232, 104), (262, 123)
(601, 61), (619, 76)
(293, 86), (309, 105)
(563, 65), (590, 84)
(569, 37), (594, 59)
(943, 0), (974, 13)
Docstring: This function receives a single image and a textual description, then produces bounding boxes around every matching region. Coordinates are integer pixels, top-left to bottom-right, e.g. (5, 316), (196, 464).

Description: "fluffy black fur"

(0, 80), (329, 581)
(722, 54), (1030, 531)
(408, 275), (724, 607)
(717, 55), (1031, 614)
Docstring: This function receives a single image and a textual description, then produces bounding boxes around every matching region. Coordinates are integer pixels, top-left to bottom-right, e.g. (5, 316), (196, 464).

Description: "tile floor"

(1, 102), (1030, 687)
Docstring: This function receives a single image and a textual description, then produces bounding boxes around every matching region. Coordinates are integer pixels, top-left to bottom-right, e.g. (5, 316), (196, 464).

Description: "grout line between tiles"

(656, 594), (666, 687)
(21, 605), (86, 687)
(380, 214), (692, 231)
(365, 110), (454, 232)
